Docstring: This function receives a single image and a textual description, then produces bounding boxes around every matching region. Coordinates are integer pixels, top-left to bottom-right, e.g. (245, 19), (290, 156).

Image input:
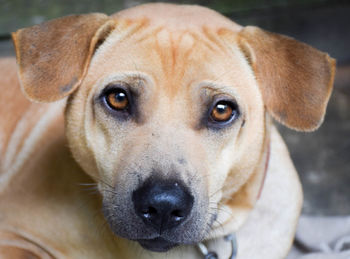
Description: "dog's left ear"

(237, 26), (335, 131)
(12, 14), (115, 102)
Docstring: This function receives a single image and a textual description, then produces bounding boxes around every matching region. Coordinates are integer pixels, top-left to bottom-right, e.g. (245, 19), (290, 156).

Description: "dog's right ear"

(12, 14), (115, 102)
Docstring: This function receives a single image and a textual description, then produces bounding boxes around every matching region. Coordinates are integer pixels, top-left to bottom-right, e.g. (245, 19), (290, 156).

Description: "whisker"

(78, 183), (98, 186)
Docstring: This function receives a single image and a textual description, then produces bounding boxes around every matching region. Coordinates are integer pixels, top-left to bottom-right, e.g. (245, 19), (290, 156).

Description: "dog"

(0, 3), (335, 258)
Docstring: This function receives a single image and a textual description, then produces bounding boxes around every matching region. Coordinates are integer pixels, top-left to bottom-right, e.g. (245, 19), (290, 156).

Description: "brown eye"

(106, 90), (129, 110)
(210, 101), (238, 123)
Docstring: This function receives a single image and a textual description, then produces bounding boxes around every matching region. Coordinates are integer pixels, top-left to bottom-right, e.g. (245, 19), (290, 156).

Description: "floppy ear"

(12, 13), (115, 102)
(237, 26), (335, 131)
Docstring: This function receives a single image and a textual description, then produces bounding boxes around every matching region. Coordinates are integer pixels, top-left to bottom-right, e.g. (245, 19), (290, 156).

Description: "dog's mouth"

(137, 237), (178, 252)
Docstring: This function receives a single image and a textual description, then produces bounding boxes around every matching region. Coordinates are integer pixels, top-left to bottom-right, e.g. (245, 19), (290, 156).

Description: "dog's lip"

(137, 237), (178, 252)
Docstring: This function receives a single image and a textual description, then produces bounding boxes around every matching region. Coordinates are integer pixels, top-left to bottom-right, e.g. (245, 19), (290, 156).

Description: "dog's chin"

(137, 237), (178, 252)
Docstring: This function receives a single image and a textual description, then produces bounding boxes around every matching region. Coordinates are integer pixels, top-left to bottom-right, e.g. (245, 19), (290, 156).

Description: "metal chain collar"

(196, 233), (237, 259)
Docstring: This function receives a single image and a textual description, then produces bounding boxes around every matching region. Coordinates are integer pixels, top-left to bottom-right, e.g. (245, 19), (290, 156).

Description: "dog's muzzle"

(132, 179), (194, 251)
(102, 173), (209, 252)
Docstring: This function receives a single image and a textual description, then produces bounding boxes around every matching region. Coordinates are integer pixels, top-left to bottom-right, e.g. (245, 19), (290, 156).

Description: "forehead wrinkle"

(153, 29), (198, 99)
(134, 26), (164, 44)
(204, 27), (235, 55)
(152, 28), (235, 100)
(189, 27), (232, 56)
(113, 18), (149, 43)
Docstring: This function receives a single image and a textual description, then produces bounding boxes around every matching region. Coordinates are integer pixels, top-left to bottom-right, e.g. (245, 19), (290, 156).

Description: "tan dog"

(0, 3), (335, 259)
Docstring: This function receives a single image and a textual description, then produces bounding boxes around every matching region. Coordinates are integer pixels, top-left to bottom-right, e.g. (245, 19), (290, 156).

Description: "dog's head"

(12, 3), (335, 252)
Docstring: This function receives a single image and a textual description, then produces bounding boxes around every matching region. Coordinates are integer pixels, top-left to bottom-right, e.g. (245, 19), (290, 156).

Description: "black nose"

(132, 179), (194, 232)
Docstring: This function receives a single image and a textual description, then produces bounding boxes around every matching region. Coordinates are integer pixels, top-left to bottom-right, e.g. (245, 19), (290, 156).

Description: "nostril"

(142, 207), (157, 219)
(171, 209), (184, 222)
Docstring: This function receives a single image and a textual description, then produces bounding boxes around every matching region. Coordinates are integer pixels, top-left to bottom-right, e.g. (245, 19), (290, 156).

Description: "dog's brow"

(98, 73), (149, 93)
(124, 74), (145, 87)
(200, 84), (237, 99)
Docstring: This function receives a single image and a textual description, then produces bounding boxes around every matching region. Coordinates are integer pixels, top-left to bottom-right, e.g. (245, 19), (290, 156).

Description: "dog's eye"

(209, 100), (239, 124)
(105, 89), (129, 110)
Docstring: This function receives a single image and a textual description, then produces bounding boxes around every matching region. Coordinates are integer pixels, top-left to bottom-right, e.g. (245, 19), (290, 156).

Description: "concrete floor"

(1, 40), (349, 216)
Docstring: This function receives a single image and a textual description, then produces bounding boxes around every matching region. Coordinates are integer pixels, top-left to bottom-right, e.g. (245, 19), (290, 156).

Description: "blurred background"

(0, 0), (349, 216)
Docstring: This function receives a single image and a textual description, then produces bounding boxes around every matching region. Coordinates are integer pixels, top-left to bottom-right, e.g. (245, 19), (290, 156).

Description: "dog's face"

(64, 20), (266, 250)
(12, 3), (335, 252)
